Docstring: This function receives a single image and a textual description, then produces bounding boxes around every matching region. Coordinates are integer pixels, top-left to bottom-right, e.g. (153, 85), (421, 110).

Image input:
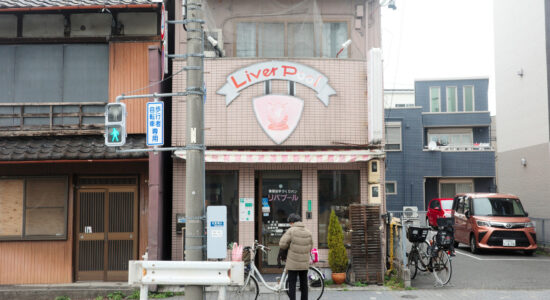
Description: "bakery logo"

(217, 61), (335, 144)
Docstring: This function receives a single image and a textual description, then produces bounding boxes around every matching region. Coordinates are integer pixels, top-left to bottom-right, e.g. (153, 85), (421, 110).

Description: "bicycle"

(406, 220), (453, 286)
(226, 240), (325, 300)
(405, 226), (431, 280)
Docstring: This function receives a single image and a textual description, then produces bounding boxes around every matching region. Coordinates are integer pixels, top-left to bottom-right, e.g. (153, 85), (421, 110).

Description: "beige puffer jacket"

(279, 222), (313, 271)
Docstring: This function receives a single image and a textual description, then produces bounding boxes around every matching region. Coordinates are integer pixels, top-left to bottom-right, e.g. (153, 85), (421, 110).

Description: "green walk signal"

(108, 125), (122, 142)
(105, 103), (126, 146)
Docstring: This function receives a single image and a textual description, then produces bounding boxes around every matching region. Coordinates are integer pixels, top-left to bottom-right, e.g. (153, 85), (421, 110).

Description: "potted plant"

(327, 210), (348, 284)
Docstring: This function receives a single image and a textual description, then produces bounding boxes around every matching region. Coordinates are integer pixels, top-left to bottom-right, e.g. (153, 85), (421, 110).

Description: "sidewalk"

(2, 282), (550, 300)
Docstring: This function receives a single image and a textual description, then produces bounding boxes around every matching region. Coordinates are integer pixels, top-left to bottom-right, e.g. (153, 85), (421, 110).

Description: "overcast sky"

(381, 0), (496, 114)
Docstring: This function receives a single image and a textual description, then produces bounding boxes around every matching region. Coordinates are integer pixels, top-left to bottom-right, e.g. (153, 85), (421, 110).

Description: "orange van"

(452, 193), (537, 255)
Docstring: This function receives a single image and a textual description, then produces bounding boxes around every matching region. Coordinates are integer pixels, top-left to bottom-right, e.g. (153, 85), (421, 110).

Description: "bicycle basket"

(435, 230), (454, 249)
(407, 226), (429, 243)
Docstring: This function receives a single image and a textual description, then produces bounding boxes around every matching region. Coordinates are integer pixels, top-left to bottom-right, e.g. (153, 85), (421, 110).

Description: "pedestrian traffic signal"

(105, 103), (126, 146)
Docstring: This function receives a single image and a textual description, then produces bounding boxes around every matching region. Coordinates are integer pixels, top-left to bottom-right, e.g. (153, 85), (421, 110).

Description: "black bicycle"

(405, 226), (431, 279)
(406, 218), (454, 285)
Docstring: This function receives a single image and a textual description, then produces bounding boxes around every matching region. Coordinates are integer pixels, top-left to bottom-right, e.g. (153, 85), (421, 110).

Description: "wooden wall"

(0, 241), (73, 284)
(109, 41), (160, 134)
(0, 176), (74, 284)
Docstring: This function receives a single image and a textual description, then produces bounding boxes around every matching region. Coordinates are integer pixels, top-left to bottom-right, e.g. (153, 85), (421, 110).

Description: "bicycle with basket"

(406, 217), (454, 286)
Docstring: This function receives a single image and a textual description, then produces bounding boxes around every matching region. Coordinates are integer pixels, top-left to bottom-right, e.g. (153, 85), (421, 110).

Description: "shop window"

(0, 177), (68, 240)
(206, 171), (239, 245)
(318, 170), (360, 248)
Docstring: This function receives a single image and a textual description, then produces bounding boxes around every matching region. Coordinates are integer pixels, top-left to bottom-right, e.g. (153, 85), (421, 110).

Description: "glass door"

(256, 171), (301, 273)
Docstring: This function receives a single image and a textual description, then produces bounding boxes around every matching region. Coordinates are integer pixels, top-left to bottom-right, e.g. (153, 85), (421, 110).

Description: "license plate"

(503, 239), (516, 247)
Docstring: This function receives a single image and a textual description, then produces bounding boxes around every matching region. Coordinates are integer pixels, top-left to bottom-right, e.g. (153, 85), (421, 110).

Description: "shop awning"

(174, 149), (383, 163)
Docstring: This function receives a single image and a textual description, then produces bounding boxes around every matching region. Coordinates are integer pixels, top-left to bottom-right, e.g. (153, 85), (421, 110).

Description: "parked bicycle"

(226, 240), (325, 300)
(406, 218), (453, 285)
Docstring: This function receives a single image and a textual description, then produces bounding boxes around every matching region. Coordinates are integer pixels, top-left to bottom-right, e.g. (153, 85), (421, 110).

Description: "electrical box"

(368, 159), (381, 183)
(369, 184), (381, 204)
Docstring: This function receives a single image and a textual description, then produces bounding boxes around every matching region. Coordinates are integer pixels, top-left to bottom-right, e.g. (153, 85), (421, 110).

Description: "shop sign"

(218, 61), (336, 144)
(217, 61), (336, 106)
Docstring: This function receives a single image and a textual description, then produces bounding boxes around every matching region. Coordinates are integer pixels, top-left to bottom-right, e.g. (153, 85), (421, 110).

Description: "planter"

(331, 272), (346, 284)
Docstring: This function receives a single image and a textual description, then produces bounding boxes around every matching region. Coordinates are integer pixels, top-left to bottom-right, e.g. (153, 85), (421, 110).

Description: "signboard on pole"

(207, 206), (227, 259)
(146, 101), (164, 146)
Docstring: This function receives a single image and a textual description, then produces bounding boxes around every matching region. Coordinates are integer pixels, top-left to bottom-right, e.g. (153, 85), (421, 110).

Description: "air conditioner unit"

(403, 206), (419, 219)
(204, 29), (224, 58)
(368, 159), (380, 183)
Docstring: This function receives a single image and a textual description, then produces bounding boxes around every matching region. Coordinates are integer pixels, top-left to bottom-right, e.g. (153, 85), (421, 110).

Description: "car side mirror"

(465, 210), (471, 218)
(525, 212), (529, 217)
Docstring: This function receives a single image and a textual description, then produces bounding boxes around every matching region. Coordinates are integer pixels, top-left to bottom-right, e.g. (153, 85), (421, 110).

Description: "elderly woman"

(279, 213), (313, 300)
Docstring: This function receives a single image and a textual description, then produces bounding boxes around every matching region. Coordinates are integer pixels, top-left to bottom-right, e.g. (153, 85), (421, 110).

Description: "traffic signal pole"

(184, 0), (205, 299)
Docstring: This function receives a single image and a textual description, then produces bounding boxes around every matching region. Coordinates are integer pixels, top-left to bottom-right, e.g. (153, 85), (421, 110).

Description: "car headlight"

(476, 220), (491, 227)
(525, 221), (535, 228)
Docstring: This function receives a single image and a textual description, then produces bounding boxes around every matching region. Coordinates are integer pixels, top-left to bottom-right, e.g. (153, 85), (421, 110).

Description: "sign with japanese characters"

(146, 101), (164, 146)
(217, 61), (336, 106)
(239, 198), (254, 222)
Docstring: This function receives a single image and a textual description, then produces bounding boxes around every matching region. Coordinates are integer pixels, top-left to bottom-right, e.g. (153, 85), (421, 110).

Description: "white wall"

(494, 0), (550, 152)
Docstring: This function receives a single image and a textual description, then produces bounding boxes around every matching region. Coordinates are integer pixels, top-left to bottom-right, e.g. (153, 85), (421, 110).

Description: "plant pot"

(331, 272), (346, 284)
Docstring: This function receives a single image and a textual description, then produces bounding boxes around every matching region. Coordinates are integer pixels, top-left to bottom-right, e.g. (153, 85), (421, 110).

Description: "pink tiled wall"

(172, 58), (368, 147)
(171, 160), (374, 261)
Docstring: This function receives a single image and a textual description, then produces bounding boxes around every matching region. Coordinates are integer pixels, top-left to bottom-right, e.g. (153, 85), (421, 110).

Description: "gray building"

(385, 78), (496, 212)
(494, 0), (550, 218)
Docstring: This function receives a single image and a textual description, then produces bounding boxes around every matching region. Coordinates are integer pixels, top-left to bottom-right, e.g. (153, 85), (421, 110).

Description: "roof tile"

(0, 135), (148, 161)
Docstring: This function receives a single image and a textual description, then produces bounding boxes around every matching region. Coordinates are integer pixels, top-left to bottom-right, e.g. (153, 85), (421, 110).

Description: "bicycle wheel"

(432, 249), (452, 285)
(226, 273), (259, 300)
(285, 267), (325, 300)
(417, 241), (430, 271)
(407, 249), (418, 280)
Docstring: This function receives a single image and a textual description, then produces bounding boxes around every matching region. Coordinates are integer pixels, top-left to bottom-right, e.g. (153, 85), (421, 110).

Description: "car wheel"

(470, 234), (479, 254)
(524, 250), (535, 256)
(453, 241), (459, 248)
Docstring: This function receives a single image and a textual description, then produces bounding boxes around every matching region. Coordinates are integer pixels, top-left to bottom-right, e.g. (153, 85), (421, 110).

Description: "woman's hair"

(287, 213), (302, 223)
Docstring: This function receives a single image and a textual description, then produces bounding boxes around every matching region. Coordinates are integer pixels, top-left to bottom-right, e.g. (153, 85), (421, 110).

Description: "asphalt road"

(410, 244), (550, 289)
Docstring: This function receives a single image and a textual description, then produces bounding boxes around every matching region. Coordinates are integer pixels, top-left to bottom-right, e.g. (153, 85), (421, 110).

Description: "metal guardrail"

(128, 260), (244, 300)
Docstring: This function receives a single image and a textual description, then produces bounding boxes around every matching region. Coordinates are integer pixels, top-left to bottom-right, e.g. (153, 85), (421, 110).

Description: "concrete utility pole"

(185, 0), (205, 299)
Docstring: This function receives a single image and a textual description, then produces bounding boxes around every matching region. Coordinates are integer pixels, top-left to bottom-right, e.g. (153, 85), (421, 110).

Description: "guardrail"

(128, 260), (244, 300)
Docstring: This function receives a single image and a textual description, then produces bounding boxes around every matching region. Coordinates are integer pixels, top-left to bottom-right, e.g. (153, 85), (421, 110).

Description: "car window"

(472, 197), (526, 216)
(464, 197), (470, 213)
(430, 200), (439, 209)
(456, 197), (464, 214)
(441, 200), (453, 210)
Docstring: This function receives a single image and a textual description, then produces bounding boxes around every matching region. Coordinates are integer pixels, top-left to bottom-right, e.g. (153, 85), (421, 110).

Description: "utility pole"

(185, 0), (205, 299)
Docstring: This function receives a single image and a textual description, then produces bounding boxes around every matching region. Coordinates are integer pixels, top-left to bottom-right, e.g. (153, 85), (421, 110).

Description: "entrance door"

(256, 171), (301, 273)
(75, 183), (138, 281)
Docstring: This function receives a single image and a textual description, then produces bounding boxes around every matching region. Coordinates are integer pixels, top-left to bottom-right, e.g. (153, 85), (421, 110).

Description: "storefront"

(171, 55), (386, 269)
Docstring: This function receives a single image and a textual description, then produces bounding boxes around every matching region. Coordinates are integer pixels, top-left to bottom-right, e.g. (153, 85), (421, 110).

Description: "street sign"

(105, 103), (127, 146)
(207, 206), (227, 259)
(146, 101), (164, 146)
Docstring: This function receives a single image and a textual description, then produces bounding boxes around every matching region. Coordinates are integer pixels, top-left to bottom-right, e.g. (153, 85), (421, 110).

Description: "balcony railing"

(424, 143), (494, 151)
(0, 102), (106, 136)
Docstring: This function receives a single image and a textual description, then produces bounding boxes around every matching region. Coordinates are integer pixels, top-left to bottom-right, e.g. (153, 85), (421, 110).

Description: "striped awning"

(174, 149), (383, 163)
